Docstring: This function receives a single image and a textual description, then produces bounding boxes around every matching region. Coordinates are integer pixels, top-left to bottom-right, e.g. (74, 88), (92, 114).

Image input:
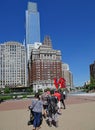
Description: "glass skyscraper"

(26, 2), (40, 45)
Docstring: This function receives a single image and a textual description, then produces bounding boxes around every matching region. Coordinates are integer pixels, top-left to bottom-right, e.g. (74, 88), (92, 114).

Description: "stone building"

(0, 42), (27, 88)
(62, 63), (73, 89)
(28, 36), (62, 92)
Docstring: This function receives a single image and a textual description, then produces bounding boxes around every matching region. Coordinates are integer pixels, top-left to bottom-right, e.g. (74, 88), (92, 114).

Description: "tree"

(90, 76), (95, 85)
(4, 86), (11, 94)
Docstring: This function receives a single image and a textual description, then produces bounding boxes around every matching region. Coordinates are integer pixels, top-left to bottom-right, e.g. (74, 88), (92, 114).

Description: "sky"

(0, 0), (95, 87)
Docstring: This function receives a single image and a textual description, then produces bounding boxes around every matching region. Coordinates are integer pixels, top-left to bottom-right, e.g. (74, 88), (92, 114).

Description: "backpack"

(48, 96), (58, 114)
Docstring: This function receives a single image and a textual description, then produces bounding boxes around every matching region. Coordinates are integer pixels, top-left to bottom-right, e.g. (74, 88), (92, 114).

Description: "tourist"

(29, 93), (43, 130)
(53, 90), (62, 114)
(41, 90), (50, 118)
(47, 90), (59, 127)
(58, 89), (66, 109)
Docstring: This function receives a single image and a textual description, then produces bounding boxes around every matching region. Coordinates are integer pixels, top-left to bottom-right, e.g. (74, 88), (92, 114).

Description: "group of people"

(29, 89), (67, 130)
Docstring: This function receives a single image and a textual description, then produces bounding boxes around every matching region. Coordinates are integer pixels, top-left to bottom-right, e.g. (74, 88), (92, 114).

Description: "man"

(41, 90), (50, 118)
(47, 90), (59, 127)
(53, 90), (62, 113)
(59, 89), (66, 109)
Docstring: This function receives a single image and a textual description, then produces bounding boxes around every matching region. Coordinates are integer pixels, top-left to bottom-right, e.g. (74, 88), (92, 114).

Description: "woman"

(30, 93), (43, 130)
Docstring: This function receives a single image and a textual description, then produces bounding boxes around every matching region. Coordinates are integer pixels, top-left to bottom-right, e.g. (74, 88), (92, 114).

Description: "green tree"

(4, 87), (11, 94)
(90, 76), (95, 85)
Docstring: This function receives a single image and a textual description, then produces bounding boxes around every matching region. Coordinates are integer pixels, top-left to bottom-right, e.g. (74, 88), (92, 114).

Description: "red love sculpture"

(58, 77), (66, 88)
(54, 77), (66, 89)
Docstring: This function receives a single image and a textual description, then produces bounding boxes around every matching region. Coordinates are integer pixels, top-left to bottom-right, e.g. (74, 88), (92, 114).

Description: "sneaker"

(36, 126), (41, 130)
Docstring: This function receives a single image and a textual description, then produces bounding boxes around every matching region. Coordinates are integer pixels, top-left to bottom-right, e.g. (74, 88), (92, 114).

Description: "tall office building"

(28, 36), (62, 92)
(0, 42), (27, 88)
(62, 63), (73, 89)
(26, 2), (40, 45)
(27, 42), (42, 60)
(90, 61), (95, 82)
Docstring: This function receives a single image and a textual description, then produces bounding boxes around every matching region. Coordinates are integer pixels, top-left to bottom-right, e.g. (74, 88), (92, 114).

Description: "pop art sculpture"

(54, 77), (66, 89)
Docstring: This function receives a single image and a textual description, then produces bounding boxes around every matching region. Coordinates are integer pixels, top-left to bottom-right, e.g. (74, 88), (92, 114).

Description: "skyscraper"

(90, 61), (95, 82)
(0, 42), (27, 88)
(62, 63), (73, 89)
(28, 36), (62, 92)
(26, 2), (40, 45)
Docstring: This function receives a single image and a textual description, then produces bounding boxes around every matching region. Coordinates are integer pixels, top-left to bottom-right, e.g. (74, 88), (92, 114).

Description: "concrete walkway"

(0, 101), (95, 130)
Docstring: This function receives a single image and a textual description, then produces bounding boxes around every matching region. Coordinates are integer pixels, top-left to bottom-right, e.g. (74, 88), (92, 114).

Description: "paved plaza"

(0, 95), (95, 130)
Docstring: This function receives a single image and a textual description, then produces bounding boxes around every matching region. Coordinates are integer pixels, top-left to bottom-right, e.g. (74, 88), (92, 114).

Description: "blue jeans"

(33, 112), (42, 128)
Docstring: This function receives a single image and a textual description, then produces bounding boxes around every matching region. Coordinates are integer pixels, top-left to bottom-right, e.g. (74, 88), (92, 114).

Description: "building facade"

(90, 61), (95, 82)
(26, 2), (40, 45)
(28, 36), (62, 92)
(27, 42), (42, 60)
(0, 42), (27, 88)
(62, 63), (73, 89)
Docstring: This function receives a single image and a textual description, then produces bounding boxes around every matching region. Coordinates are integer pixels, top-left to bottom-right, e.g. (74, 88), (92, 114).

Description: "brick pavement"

(0, 95), (95, 111)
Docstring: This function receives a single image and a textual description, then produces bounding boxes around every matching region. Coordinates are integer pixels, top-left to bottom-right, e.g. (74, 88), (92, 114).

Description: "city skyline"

(0, 0), (95, 86)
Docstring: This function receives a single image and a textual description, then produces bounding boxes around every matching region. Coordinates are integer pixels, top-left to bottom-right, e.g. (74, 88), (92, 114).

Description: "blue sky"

(0, 0), (95, 87)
